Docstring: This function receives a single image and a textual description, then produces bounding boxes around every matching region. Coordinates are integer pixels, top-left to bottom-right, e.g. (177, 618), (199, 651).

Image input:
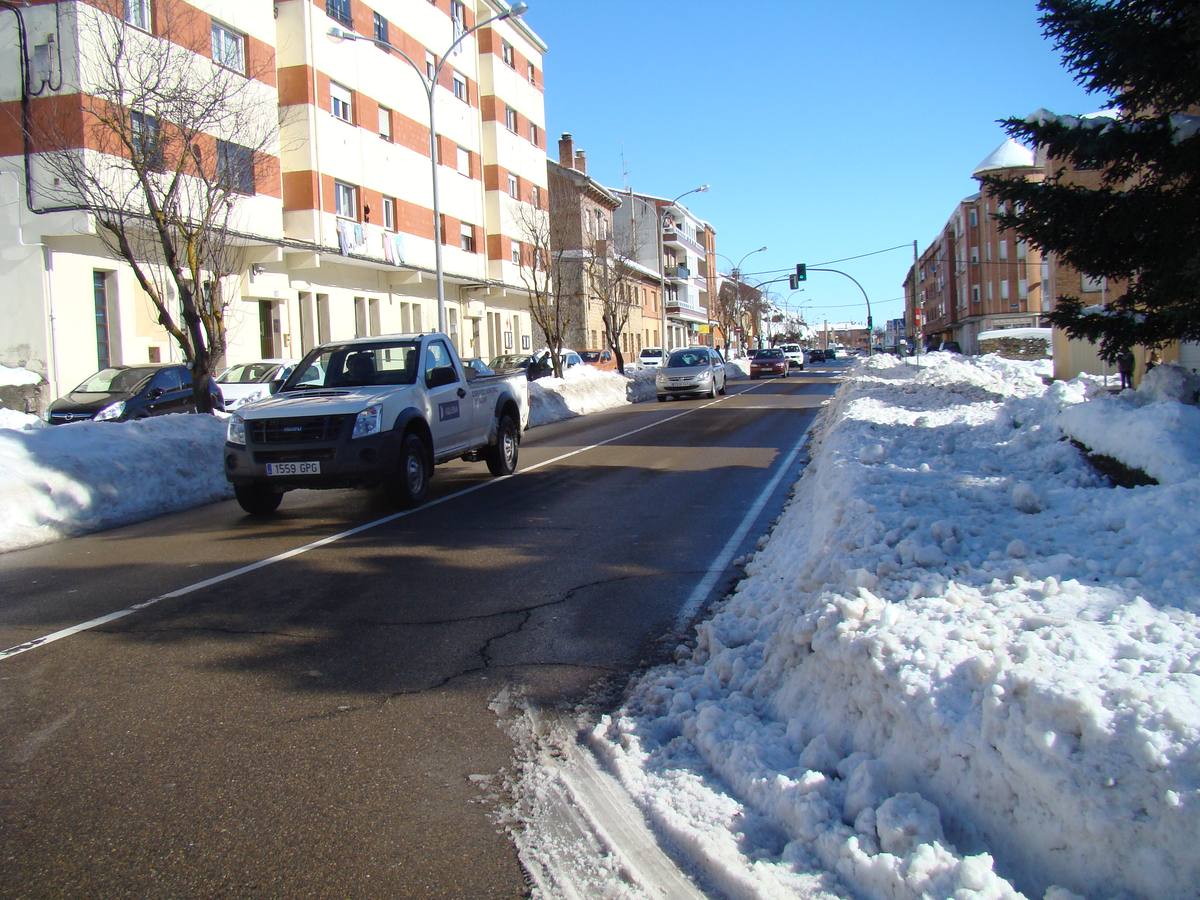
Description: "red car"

(749, 348), (788, 379)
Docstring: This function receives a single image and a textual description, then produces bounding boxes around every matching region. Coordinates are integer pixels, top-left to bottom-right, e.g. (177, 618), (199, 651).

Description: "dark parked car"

(809, 349), (826, 362)
(46, 364), (224, 425)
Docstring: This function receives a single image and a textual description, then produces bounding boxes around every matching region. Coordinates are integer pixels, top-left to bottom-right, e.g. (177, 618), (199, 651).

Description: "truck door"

(423, 339), (472, 455)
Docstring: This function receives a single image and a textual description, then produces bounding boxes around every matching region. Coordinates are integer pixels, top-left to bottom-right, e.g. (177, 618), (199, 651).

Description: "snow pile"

(0, 414), (232, 553)
(528, 365), (655, 426)
(0, 364), (41, 387)
(592, 351), (1200, 898)
(1059, 366), (1200, 485)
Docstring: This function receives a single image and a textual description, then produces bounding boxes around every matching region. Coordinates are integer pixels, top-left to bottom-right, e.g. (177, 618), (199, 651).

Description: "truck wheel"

(392, 433), (430, 507)
(485, 414), (519, 476)
(235, 483), (283, 516)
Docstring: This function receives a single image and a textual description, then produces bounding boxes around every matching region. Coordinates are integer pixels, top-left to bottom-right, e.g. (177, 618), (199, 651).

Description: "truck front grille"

(249, 415), (348, 444)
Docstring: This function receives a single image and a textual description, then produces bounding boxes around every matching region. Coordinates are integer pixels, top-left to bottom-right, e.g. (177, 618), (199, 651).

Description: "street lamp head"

(696, 184), (710, 193)
(756, 245), (767, 252)
(328, 26), (355, 40)
(507, 2), (529, 16)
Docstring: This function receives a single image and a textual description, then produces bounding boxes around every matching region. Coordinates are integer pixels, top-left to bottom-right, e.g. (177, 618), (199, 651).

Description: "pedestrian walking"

(1117, 347), (1135, 390)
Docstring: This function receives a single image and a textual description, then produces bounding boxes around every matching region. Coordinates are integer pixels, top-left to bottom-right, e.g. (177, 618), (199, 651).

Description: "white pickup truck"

(224, 333), (529, 515)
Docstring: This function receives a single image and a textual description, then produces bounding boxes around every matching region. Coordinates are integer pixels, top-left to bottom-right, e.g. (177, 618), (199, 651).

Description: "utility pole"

(913, 239), (921, 368)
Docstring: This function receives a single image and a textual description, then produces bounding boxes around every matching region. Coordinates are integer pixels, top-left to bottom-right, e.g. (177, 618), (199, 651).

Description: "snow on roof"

(971, 138), (1035, 176)
(977, 327), (1051, 341)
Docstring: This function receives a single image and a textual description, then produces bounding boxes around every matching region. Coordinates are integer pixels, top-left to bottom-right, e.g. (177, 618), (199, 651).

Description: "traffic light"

(789, 274), (799, 290)
(796, 263), (807, 282)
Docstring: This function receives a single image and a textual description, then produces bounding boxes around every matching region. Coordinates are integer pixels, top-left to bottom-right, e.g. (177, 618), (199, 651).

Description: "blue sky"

(526, 1), (1106, 328)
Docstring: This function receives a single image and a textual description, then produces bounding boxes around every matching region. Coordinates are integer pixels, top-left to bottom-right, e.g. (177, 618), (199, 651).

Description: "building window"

(998, 239), (1008, 261)
(527, 62), (535, 84)
(383, 196), (396, 231)
(972, 285), (980, 304)
(378, 106), (392, 140)
(130, 110), (163, 171)
(511, 241), (521, 265)
(426, 52), (435, 81)
(326, 0), (351, 27)
(93, 271), (111, 369)
(505, 105), (517, 132)
(372, 11), (389, 45)
(456, 145), (470, 176)
(211, 21), (246, 73)
(507, 173), (518, 198)
(1017, 240), (1027, 260)
(530, 185), (540, 208)
(334, 181), (357, 219)
(501, 40), (514, 67)
(460, 223), (476, 252)
(450, 0), (465, 26)
(1018, 278), (1029, 299)
(969, 208), (978, 227)
(216, 140), (255, 194)
(125, 0), (151, 30)
(529, 122), (539, 145)
(1000, 279), (1010, 301)
(1081, 274), (1105, 293)
(330, 81), (353, 122)
(452, 72), (467, 102)
(354, 297), (367, 337)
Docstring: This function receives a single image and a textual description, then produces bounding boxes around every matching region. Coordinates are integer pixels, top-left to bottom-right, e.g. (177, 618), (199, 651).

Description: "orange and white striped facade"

(0, 0), (547, 402)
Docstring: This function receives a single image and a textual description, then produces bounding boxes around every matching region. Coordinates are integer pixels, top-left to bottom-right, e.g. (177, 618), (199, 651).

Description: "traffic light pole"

(797, 266), (874, 357)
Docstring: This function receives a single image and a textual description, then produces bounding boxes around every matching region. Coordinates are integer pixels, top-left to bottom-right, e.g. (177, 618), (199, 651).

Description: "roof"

(602, 185), (714, 231)
(549, 161), (620, 208)
(972, 138), (1036, 176)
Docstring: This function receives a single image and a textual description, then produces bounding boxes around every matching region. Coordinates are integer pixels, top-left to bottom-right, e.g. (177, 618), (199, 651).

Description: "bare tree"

(25, 0), (280, 411)
(716, 278), (766, 354)
(512, 200), (576, 378)
(582, 216), (645, 373)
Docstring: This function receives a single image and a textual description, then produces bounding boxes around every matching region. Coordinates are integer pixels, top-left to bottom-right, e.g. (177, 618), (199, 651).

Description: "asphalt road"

(0, 365), (841, 898)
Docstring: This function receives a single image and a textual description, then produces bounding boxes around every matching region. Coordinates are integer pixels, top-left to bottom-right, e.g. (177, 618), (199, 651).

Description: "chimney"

(574, 150), (587, 175)
(558, 132), (574, 168)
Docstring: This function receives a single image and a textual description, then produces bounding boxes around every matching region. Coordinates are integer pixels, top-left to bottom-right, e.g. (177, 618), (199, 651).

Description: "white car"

(639, 347), (665, 368)
(216, 359), (298, 411)
(780, 344), (805, 369)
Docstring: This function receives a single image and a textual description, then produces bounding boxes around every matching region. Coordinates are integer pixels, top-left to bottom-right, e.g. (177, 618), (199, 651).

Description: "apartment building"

(612, 188), (714, 351)
(906, 138), (1046, 353)
(546, 133), (664, 361)
(0, 0), (547, 408)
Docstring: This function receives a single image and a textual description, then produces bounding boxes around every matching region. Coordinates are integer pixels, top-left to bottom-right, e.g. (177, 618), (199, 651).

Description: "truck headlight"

(95, 400), (126, 421)
(352, 404), (382, 439)
(227, 414), (246, 446)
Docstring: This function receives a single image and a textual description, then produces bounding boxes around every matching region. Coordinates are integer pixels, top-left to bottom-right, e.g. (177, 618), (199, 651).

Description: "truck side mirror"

(427, 366), (458, 389)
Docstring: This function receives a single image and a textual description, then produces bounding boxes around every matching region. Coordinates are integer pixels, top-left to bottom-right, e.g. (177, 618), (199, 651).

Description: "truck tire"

(392, 432), (430, 507)
(485, 414), (519, 476)
(235, 483), (283, 516)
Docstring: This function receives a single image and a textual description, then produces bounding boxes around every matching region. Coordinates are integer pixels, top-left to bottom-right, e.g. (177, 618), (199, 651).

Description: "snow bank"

(528, 365), (655, 426)
(593, 351), (1200, 898)
(0, 414), (232, 553)
(0, 364), (41, 387)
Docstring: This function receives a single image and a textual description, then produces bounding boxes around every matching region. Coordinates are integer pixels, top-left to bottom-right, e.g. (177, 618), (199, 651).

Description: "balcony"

(661, 226), (705, 255)
(664, 264), (690, 281)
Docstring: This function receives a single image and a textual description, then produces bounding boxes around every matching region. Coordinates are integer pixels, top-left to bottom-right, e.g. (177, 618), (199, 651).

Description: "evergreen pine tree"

(980, 0), (1200, 359)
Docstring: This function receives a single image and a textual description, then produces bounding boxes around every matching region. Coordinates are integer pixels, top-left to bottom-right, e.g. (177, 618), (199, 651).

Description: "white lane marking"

(672, 424), (811, 632)
(1, 383), (791, 661)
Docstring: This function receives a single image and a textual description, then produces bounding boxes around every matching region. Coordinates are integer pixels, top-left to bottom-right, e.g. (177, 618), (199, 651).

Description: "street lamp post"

(657, 185), (708, 352)
(330, 2), (529, 335)
(726, 246), (766, 355)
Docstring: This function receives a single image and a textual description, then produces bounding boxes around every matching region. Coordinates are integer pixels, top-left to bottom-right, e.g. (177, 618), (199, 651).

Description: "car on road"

(47, 364), (224, 424)
(656, 347), (726, 401)
(749, 348), (788, 379)
(217, 359), (298, 411)
(780, 343), (806, 369)
(639, 347), (665, 369)
(225, 332), (529, 514)
(808, 348), (826, 362)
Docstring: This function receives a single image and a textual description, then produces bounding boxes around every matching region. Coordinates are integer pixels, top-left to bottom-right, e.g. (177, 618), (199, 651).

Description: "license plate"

(265, 461), (321, 476)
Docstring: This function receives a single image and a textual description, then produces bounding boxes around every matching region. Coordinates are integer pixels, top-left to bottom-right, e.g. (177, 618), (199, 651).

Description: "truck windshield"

(281, 341), (420, 390)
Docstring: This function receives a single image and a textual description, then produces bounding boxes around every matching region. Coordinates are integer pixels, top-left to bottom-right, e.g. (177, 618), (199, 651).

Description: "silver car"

(656, 347), (727, 401)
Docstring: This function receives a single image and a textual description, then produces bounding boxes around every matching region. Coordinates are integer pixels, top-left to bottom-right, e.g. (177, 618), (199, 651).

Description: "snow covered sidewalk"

(579, 353), (1200, 898)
